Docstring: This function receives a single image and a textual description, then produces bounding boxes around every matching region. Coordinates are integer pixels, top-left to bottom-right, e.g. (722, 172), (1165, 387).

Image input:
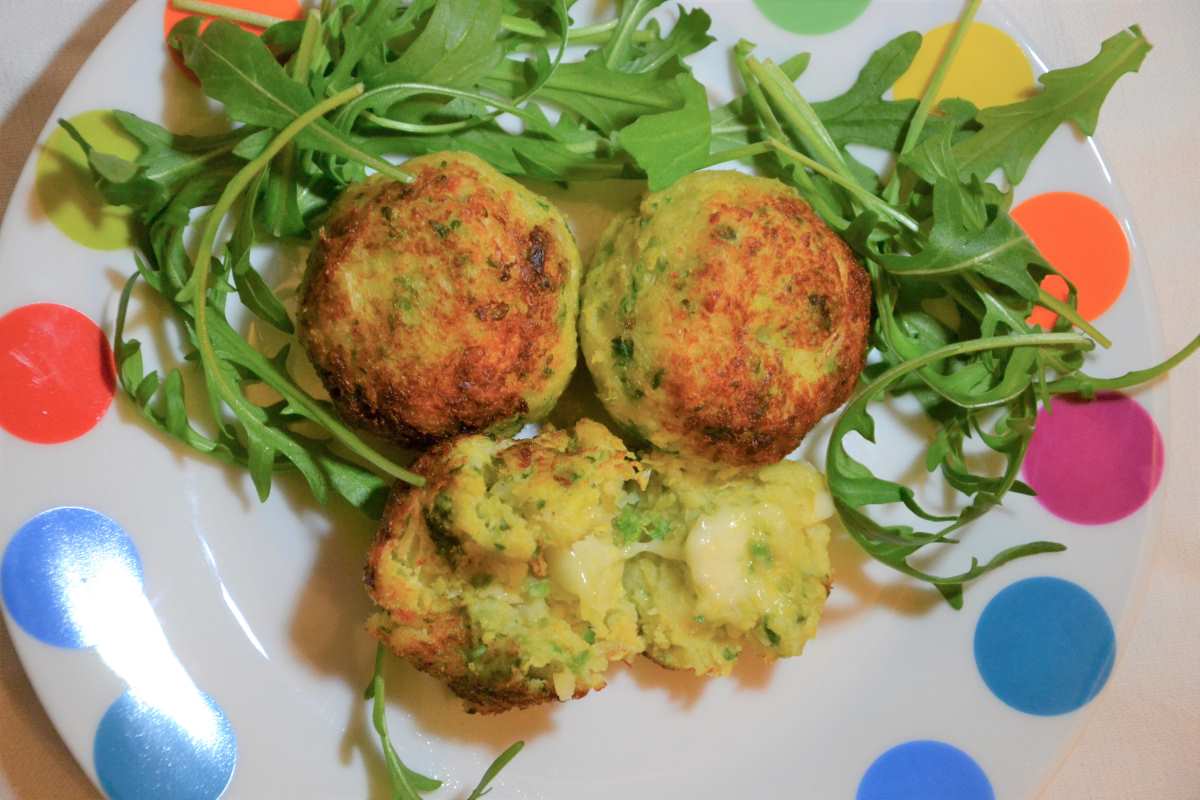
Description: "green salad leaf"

(809, 31), (922, 151)
(912, 25), (1153, 184)
(367, 0), (505, 88)
(619, 71), (711, 189)
(169, 17), (409, 181)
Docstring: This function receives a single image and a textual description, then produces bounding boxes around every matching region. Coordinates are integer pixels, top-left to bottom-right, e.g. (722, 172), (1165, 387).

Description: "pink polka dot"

(1023, 393), (1163, 525)
(0, 303), (115, 444)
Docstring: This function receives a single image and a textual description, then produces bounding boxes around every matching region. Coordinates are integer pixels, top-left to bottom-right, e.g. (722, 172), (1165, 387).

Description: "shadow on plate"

(284, 500), (556, 787)
(821, 516), (944, 628)
(619, 642), (778, 711)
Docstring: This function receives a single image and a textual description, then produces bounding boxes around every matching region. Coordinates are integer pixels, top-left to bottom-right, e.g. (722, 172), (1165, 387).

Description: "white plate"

(0, 1), (1171, 798)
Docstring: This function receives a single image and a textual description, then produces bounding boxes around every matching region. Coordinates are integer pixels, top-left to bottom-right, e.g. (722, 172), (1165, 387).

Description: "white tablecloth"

(1, 1), (1197, 797)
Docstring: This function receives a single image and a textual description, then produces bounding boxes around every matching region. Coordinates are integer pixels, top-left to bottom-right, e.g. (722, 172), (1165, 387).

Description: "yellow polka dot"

(35, 110), (140, 251)
(893, 22), (1035, 109)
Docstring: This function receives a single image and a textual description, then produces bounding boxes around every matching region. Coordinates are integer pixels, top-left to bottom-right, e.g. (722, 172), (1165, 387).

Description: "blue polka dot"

(858, 740), (993, 800)
(974, 577), (1115, 715)
(1, 507), (142, 648)
(95, 690), (237, 800)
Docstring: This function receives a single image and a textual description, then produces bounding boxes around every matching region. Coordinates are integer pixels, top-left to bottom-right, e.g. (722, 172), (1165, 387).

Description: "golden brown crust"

(299, 152), (579, 446)
(580, 171), (872, 465)
(364, 427), (625, 714)
(663, 193), (871, 464)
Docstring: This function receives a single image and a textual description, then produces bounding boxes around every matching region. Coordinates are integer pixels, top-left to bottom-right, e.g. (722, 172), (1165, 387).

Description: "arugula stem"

(345, 83), (541, 134)
(884, 0), (982, 200)
(747, 57), (854, 186)
(503, 16), (615, 40)
(171, 0), (283, 28)
(352, 0), (570, 138)
(368, 645), (423, 800)
(502, 16), (657, 50)
(265, 10), (323, 237)
(703, 139), (913, 232)
(766, 140), (920, 233)
(695, 142), (771, 168)
(1036, 287), (1112, 348)
(290, 9), (321, 81)
(904, 0), (980, 151)
(187, 83), (422, 487)
(466, 741), (526, 800)
(1048, 333), (1200, 395)
(730, 43), (849, 228)
(854, 332), (1094, 405)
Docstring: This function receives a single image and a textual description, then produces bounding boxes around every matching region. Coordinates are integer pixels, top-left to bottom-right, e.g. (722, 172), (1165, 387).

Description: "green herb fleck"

(748, 536), (773, 564)
(613, 505), (672, 545)
(611, 337), (635, 365)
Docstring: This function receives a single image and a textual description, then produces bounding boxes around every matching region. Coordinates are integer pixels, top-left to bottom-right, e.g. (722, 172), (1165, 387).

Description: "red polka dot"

(1012, 192), (1130, 329)
(1022, 393), (1163, 525)
(0, 304), (116, 444)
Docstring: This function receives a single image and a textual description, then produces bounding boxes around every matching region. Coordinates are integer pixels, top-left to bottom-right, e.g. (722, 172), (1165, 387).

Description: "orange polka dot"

(0, 304), (115, 444)
(1012, 192), (1130, 329)
(893, 22), (1034, 109)
(164, 0), (303, 75)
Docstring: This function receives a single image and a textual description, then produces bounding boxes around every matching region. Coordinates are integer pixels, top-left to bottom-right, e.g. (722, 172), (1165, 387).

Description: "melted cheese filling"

(685, 506), (757, 623)
(547, 537), (625, 627)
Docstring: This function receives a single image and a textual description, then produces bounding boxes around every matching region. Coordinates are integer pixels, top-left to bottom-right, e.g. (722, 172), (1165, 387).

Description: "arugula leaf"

(624, 7), (714, 73)
(619, 72), (710, 189)
(710, 50), (810, 152)
(483, 51), (683, 133)
(601, 0), (668, 69)
(365, 644), (442, 799)
(228, 173), (295, 334)
(877, 178), (1044, 300)
(811, 31), (921, 151)
(825, 333), (1088, 594)
(366, 0), (505, 89)
(942, 25), (1152, 183)
(169, 17), (407, 181)
(466, 741), (525, 800)
(375, 104), (625, 181)
(322, 0), (417, 94)
(365, 644), (522, 799)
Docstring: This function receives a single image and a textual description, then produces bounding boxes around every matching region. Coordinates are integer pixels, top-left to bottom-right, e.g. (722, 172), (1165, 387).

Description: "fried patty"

(579, 170), (871, 464)
(365, 420), (645, 714)
(365, 419), (834, 713)
(299, 151), (582, 446)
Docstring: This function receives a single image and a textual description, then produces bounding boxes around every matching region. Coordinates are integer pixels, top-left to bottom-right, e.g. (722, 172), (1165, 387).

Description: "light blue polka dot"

(974, 577), (1115, 715)
(858, 740), (994, 800)
(95, 690), (237, 800)
(1, 507), (142, 648)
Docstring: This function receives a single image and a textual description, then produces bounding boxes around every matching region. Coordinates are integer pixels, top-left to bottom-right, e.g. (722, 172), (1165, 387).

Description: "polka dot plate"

(0, 1), (1172, 798)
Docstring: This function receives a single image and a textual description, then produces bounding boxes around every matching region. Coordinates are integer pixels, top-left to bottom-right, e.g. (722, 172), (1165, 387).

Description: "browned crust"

(364, 440), (602, 714)
(299, 153), (574, 446)
(657, 188), (871, 464)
